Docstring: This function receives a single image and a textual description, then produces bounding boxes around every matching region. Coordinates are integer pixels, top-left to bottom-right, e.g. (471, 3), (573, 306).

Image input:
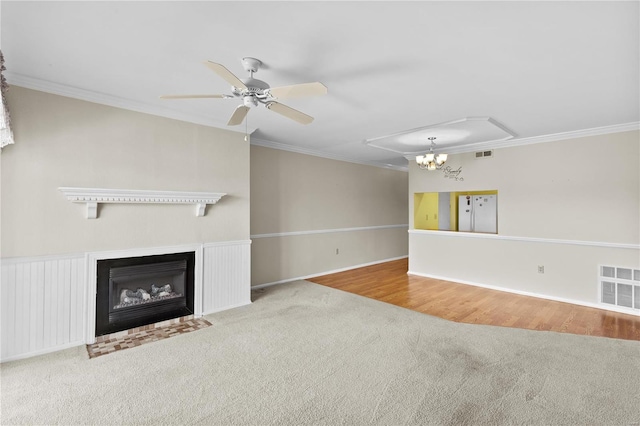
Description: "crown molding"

(250, 137), (409, 172)
(8, 72), (637, 168)
(255, 121), (639, 168)
(7, 72), (407, 171)
(440, 122), (640, 154)
(5, 72), (257, 133)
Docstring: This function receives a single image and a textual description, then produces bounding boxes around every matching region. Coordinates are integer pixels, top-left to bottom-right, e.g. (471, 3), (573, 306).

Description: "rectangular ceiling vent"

(600, 265), (640, 311)
(475, 150), (493, 159)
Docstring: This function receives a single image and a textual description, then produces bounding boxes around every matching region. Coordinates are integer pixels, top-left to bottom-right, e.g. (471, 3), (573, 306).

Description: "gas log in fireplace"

(96, 252), (195, 336)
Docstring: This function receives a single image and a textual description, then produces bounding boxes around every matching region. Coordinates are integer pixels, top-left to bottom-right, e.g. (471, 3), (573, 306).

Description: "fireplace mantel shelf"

(58, 187), (226, 219)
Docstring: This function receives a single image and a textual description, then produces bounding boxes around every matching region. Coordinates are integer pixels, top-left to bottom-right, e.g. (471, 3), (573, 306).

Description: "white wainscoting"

(1, 240), (251, 363)
(202, 241), (251, 314)
(1, 254), (86, 362)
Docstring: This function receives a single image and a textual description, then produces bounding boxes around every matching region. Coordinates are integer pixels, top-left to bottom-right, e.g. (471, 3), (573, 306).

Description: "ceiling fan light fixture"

(161, 57), (327, 126)
(243, 95), (258, 108)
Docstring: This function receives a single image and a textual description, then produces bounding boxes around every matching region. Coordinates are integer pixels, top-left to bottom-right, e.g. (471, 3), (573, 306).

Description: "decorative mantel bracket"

(58, 187), (226, 219)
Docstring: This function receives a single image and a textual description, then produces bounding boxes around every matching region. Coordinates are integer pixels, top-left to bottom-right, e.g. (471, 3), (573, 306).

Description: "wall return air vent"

(600, 265), (640, 311)
(475, 150), (493, 159)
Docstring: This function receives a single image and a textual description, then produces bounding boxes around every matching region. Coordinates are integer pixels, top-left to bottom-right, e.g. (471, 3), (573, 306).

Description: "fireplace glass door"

(96, 252), (195, 336)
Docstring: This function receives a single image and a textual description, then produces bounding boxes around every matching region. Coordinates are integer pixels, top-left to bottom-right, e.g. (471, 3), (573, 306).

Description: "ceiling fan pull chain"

(245, 115), (249, 142)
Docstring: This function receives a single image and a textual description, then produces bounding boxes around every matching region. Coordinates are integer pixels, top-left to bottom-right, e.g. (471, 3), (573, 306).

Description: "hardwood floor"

(308, 258), (640, 341)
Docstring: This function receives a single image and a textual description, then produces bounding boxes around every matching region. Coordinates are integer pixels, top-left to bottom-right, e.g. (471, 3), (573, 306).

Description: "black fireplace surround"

(96, 252), (195, 337)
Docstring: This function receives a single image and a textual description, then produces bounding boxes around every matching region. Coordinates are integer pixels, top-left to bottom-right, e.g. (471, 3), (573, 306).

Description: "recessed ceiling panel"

(364, 117), (515, 155)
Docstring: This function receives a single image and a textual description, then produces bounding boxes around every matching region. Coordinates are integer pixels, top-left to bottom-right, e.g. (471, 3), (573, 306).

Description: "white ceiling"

(2, 1), (639, 170)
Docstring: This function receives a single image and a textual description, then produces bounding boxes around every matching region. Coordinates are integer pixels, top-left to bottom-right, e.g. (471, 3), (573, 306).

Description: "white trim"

(251, 255), (409, 289)
(84, 243), (207, 262)
(407, 269), (640, 317)
(11, 73), (637, 169)
(194, 247), (204, 318)
(441, 122), (640, 154)
(499, 122), (640, 147)
(364, 117), (516, 156)
(250, 124), (640, 166)
(202, 239), (252, 248)
(81, 253), (90, 354)
(408, 229), (640, 250)
(1, 241), (251, 361)
(85, 243), (204, 344)
(202, 300), (252, 316)
(6, 73), (257, 134)
(250, 137), (409, 172)
(1, 341), (85, 364)
(0, 252), (85, 264)
(251, 224), (409, 239)
(58, 187), (226, 219)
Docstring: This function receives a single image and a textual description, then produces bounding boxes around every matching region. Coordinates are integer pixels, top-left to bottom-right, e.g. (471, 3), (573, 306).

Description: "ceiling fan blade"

(159, 94), (232, 99)
(266, 102), (314, 125)
(204, 61), (247, 90)
(227, 105), (250, 126)
(267, 82), (327, 99)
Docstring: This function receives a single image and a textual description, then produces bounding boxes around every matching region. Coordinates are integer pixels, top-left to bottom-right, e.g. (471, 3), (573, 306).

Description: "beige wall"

(1, 87), (250, 258)
(408, 130), (640, 308)
(251, 145), (408, 285)
(409, 131), (639, 243)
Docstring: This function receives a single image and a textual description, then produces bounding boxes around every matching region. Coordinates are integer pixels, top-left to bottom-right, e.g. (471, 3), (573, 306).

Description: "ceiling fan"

(161, 57), (327, 126)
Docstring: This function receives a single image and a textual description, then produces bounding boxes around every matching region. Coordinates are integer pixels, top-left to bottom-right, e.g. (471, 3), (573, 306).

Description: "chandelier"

(416, 137), (447, 170)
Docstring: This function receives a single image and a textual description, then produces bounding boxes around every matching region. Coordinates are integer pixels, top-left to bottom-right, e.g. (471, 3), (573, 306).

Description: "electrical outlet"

(538, 265), (545, 274)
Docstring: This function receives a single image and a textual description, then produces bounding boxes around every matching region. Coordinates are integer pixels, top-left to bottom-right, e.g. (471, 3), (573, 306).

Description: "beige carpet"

(2, 280), (639, 425)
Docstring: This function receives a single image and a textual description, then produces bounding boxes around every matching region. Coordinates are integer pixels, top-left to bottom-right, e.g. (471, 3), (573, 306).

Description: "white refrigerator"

(458, 195), (497, 233)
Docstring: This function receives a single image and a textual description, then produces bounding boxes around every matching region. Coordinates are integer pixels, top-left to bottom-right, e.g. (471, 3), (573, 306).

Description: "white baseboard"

(1, 340), (85, 364)
(202, 300), (252, 316)
(252, 255), (408, 290)
(407, 270), (640, 317)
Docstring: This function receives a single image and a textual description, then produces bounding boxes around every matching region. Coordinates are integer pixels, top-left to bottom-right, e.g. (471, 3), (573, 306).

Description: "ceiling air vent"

(475, 150), (493, 159)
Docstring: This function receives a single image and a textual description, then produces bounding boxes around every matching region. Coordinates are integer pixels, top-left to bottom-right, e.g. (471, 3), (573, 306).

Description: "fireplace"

(95, 252), (195, 337)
